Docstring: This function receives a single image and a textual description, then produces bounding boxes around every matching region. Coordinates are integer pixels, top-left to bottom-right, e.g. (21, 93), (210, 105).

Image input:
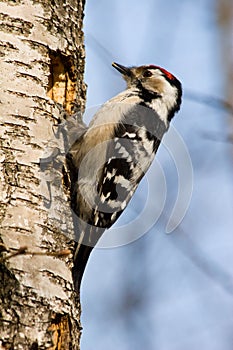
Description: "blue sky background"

(81, 1), (233, 349)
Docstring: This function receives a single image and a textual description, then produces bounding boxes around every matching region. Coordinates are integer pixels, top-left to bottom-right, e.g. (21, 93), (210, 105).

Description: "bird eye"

(143, 70), (152, 78)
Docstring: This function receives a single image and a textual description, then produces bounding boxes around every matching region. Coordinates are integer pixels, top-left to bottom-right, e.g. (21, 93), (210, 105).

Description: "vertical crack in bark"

(47, 50), (77, 114)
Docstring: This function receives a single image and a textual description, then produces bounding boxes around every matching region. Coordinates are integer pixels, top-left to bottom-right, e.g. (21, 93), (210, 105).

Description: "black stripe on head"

(136, 80), (162, 103)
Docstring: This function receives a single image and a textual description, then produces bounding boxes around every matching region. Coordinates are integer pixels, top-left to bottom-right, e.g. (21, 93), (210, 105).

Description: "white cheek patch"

(150, 81), (177, 126)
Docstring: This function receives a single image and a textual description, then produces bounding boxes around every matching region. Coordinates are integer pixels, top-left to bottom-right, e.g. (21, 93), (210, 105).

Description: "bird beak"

(112, 62), (131, 77)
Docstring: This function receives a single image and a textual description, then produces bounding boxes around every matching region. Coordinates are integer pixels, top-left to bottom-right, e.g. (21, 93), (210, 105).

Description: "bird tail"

(72, 242), (94, 292)
(72, 224), (105, 292)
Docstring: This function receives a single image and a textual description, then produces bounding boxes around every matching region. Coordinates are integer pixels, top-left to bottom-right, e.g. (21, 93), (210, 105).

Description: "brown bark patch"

(47, 50), (77, 114)
(48, 313), (71, 350)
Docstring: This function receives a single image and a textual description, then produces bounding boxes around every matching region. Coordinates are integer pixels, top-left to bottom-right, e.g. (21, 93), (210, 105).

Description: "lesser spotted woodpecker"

(66, 62), (182, 291)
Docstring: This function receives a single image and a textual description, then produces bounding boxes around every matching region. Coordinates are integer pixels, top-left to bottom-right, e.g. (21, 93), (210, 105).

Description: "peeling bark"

(0, 1), (86, 349)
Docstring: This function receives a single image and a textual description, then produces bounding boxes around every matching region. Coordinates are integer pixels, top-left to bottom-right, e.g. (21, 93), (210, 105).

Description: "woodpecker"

(66, 62), (182, 291)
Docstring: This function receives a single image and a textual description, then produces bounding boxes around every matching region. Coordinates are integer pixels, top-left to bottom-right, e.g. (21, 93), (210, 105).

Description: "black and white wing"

(68, 104), (167, 291)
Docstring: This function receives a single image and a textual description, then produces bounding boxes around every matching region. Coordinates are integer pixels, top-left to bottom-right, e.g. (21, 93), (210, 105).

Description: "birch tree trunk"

(0, 1), (86, 348)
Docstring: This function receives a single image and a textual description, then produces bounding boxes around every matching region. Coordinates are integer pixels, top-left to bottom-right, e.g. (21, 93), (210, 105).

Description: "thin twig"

(0, 246), (71, 262)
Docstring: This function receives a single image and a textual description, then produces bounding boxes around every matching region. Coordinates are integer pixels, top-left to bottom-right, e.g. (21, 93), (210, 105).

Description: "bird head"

(112, 62), (182, 122)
